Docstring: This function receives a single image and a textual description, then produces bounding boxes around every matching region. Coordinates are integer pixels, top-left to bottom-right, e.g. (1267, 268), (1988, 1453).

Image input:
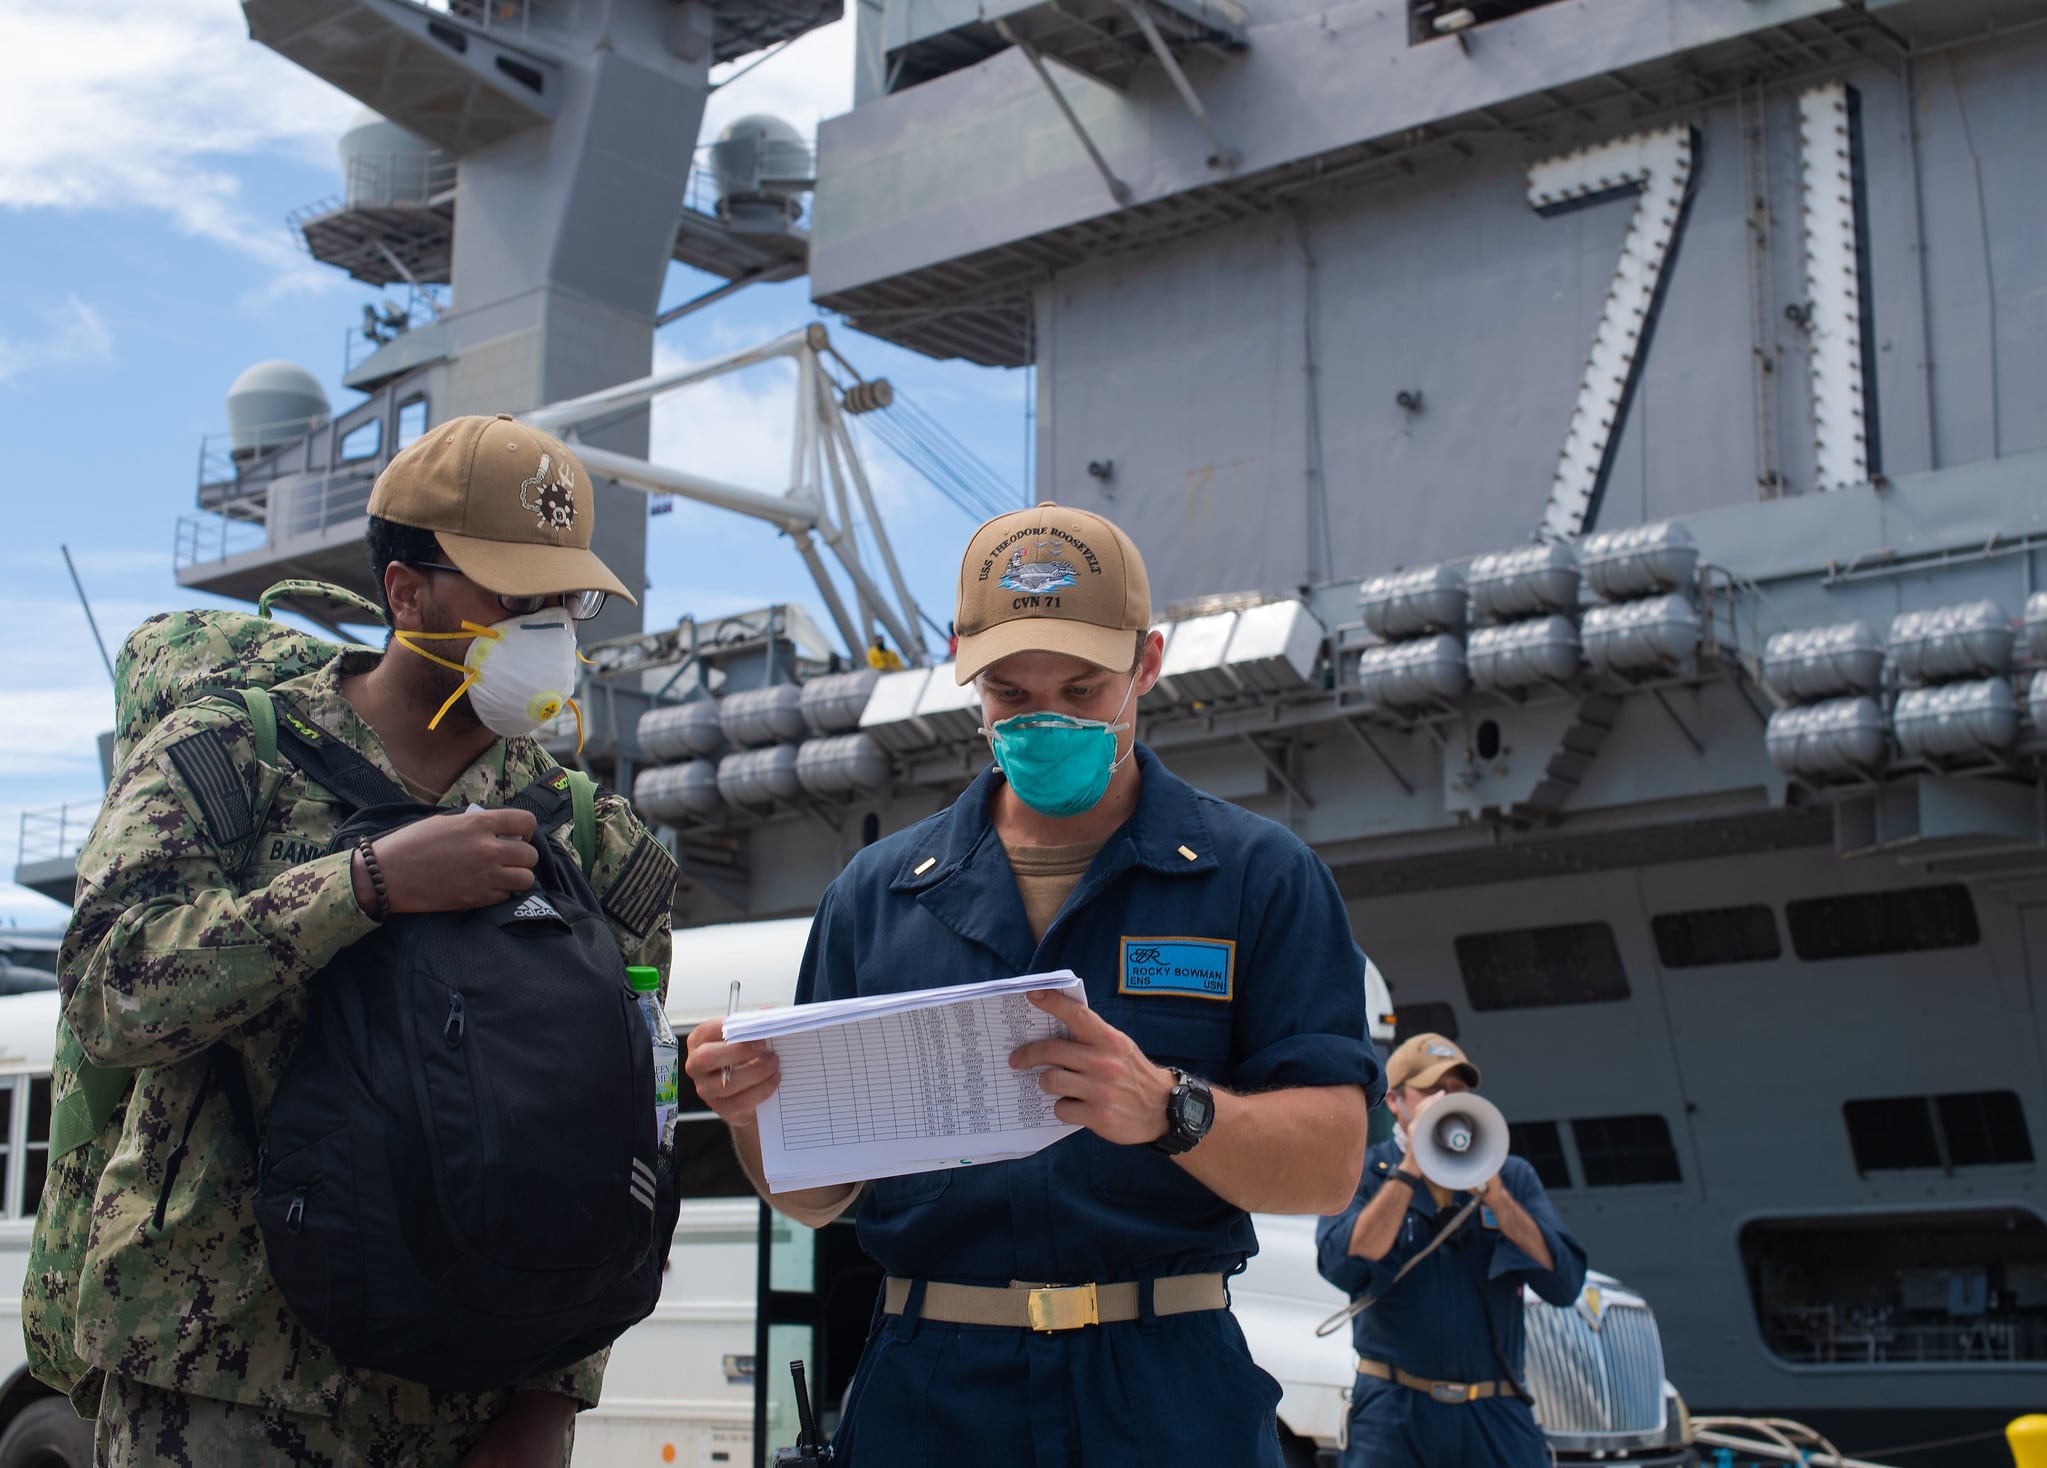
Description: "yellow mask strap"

(428, 674), (479, 731)
(395, 622), (502, 731)
(567, 697), (586, 753)
(394, 621), (503, 677)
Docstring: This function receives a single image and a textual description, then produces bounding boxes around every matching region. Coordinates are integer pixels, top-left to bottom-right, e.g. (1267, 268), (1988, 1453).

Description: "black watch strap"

(1152, 1068), (1215, 1156)
(1383, 1168), (1419, 1191)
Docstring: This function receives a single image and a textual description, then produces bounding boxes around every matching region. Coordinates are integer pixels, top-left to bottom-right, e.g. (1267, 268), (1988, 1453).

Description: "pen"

(721, 980), (741, 1091)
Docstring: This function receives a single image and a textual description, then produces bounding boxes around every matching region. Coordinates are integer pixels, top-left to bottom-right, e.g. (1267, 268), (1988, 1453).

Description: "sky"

(0, 0), (1029, 927)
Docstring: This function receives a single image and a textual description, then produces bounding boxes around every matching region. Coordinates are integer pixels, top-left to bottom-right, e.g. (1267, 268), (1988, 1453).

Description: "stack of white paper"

(725, 970), (1087, 1190)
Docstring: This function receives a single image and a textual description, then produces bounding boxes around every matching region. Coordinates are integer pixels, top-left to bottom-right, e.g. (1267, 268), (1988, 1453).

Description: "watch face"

(1185, 1089), (1214, 1130)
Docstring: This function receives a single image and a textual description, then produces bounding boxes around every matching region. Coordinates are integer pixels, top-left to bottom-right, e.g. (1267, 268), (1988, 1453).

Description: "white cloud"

(0, 296), (114, 386)
(0, 690), (116, 782)
(0, 0), (849, 291)
(0, 548), (172, 582)
(0, 884), (72, 928)
(0, 0), (356, 286)
(648, 338), (808, 494)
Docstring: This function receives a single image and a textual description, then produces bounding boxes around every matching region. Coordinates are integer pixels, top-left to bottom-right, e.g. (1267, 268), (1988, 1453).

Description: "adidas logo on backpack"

(510, 893), (561, 922)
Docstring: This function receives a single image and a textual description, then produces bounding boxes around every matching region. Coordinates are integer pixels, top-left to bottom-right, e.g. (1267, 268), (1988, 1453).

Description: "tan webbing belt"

(882, 1274), (1227, 1332)
(1354, 1357), (1518, 1405)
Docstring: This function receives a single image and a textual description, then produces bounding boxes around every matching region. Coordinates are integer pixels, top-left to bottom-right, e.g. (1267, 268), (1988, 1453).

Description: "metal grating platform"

(670, 207), (811, 285)
(292, 199), (456, 287)
(989, 0), (1245, 88)
(711, 0), (844, 64)
(242, 0), (557, 155)
(888, 0), (1245, 93)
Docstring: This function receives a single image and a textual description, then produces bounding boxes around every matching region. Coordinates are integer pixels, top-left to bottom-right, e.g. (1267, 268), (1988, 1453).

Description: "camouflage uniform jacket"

(60, 649), (678, 1420)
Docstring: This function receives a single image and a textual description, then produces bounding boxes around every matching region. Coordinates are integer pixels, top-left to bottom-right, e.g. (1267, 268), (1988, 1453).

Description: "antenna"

(60, 545), (116, 688)
(770, 1359), (834, 1465)
(791, 1360), (822, 1447)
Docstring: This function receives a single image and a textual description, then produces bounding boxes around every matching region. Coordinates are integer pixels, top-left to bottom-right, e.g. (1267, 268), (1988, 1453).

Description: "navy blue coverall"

(798, 746), (1384, 1467)
(1315, 1143), (1588, 1468)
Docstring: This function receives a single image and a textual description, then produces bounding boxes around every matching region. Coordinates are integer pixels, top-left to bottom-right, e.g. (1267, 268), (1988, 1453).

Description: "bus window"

(0, 1080), (12, 1217)
(23, 1077), (51, 1217)
(674, 1066), (756, 1198)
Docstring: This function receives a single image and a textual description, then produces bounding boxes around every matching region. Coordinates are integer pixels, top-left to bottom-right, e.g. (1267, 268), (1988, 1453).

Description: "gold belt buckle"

(1429, 1380), (1473, 1405)
(1026, 1283), (1100, 1332)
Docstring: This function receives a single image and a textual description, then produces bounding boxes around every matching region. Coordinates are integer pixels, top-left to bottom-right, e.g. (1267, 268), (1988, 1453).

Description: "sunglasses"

(405, 563), (608, 621)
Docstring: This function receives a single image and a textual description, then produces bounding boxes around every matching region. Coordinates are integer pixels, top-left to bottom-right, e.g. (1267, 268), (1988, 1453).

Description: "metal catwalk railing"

(176, 467), (379, 572)
(17, 805), (94, 868)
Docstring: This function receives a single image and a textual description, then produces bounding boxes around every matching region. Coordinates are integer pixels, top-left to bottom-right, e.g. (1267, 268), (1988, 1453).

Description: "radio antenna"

(61, 545), (116, 687)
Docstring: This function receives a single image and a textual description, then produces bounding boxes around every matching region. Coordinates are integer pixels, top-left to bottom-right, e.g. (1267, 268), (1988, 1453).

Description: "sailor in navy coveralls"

(686, 504), (1381, 1467)
(1316, 1034), (1587, 1468)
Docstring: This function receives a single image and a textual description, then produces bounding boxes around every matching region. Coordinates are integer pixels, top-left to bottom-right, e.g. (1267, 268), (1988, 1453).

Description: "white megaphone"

(1410, 1091), (1509, 1192)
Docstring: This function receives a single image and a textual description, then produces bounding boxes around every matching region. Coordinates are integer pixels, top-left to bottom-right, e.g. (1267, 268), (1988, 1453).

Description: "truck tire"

(0, 1397), (95, 1468)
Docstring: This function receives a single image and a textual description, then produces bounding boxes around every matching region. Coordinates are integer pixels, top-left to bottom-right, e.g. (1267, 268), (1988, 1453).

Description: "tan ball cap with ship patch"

(367, 413), (634, 604)
(953, 503), (1151, 683)
(1385, 1033), (1482, 1092)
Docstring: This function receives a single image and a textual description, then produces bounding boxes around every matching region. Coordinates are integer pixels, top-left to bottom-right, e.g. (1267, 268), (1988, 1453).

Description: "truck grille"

(1523, 1289), (1666, 1435)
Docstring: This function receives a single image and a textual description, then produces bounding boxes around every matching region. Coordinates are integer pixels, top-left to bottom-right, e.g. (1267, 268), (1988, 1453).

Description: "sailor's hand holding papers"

(681, 1020), (778, 1128)
(683, 1016), (866, 1228)
(1012, 988), (1175, 1147)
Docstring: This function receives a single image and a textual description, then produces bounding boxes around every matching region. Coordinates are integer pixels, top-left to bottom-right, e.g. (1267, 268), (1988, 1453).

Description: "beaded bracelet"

(355, 836), (390, 923)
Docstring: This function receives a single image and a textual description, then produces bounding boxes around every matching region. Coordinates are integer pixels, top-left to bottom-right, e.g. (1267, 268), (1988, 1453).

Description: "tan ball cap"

(367, 413), (634, 604)
(953, 503), (1150, 683)
(1385, 1033), (1481, 1092)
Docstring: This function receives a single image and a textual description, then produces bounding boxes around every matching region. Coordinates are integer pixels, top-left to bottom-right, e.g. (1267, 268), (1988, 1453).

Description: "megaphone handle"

(1312, 1197), (1483, 1338)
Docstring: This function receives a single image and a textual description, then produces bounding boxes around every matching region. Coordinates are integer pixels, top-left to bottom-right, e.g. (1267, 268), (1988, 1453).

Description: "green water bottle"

(627, 966), (679, 1153)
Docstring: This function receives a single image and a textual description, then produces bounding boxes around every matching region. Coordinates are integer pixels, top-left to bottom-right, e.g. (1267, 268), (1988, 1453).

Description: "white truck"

(0, 921), (1690, 1467)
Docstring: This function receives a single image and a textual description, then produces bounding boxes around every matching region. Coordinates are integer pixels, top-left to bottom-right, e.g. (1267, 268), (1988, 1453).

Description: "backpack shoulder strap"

(566, 770), (598, 873)
(266, 697), (410, 813)
(239, 686), (278, 770)
(506, 769), (598, 871)
(49, 1057), (132, 1162)
(507, 775), (575, 837)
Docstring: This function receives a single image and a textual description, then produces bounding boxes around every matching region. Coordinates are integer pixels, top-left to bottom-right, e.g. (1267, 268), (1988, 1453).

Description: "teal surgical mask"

(983, 674), (1139, 818)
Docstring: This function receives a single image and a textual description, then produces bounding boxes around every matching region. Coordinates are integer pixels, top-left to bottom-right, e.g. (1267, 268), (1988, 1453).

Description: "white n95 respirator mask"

(395, 612), (586, 746)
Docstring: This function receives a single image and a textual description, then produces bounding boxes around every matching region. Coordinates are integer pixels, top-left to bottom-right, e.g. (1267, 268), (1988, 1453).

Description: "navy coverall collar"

(888, 745), (1218, 971)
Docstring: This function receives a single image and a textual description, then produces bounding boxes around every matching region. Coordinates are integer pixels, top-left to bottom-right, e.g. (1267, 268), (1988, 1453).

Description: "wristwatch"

(1152, 1068), (1215, 1156)
(1383, 1169), (1419, 1192)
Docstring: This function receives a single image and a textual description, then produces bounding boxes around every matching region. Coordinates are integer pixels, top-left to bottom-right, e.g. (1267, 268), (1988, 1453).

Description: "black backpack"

(243, 697), (682, 1392)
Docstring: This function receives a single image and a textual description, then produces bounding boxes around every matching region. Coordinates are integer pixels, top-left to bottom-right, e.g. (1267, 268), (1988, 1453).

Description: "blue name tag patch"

(1119, 937), (1235, 1001)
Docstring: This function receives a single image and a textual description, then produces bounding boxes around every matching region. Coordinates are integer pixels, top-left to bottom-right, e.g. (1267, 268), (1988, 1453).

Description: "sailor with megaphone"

(1315, 1033), (1588, 1468)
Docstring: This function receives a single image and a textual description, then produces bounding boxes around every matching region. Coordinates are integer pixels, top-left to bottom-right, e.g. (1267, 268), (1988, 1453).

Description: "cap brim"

(1401, 1059), (1482, 1092)
(954, 618), (1140, 684)
(437, 531), (636, 605)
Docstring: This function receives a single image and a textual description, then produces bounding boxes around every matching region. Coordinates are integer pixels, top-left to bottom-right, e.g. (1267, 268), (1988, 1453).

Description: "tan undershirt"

(1004, 837), (1109, 943)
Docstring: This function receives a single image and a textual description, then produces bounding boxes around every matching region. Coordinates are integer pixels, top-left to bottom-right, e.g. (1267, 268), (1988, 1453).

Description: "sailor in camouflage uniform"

(57, 416), (677, 1466)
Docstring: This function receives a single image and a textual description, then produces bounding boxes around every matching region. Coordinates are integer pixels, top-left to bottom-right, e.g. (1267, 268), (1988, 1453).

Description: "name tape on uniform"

(1119, 937), (1235, 1001)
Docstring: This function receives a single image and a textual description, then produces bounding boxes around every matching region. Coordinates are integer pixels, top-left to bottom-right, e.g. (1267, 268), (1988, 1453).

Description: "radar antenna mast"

(60, 545), (117, 688)
(525, 325), (934, 666)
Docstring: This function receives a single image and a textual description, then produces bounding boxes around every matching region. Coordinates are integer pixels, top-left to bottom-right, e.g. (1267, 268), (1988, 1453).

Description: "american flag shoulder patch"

(602, 832), (677, 940)
(163, 727), (257, 849)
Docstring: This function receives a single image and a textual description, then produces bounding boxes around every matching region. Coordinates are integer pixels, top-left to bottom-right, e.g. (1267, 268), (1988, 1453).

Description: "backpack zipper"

(443, 992), (466, 1047)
